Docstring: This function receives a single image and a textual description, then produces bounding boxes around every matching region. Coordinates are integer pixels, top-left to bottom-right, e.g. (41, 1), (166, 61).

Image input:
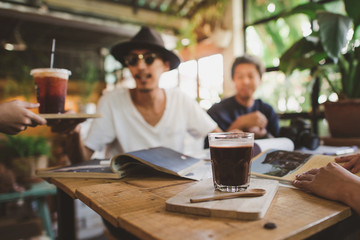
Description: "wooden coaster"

(166, 178), (279, 220)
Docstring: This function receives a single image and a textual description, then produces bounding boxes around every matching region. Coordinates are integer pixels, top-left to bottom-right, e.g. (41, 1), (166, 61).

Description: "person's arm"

(65, 127), (94, 163)
(0, 100), (46, 135)
(247, 126), (268, 138)
(292, 162), (360, 215)
(51, 92), (118, 164)
(48, 112), (93, 163)
(227, 111), (268, 138)
(335, 153), (360, 174)
(210, 126), (223, 133)
(226, 111), (268, 132)
(343, 177), (360, 215)
(266, 106), (280, 137)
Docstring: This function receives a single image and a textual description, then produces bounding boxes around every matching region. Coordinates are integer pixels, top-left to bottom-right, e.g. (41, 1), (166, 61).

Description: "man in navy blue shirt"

(207, 55), (279, 139)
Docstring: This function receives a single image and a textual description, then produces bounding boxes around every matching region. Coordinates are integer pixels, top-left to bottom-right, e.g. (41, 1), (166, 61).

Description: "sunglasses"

(124, 53), (159, 66)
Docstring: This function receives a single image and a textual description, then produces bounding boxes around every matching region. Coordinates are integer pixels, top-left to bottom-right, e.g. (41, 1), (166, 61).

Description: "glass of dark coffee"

(30, 68), (71, 114)
(208, 132), (254, 192)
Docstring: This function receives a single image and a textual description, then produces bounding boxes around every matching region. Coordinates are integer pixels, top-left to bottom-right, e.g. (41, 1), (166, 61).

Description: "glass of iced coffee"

(208, 132), (254, 192)
(30, 68), (71, 114)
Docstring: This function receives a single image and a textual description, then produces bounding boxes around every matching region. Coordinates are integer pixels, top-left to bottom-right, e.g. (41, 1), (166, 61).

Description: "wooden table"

(48, 176), (359, 240)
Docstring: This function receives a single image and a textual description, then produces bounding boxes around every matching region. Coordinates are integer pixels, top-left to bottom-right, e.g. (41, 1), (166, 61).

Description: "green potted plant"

(0, 135), (52, 187)
(277, 0), (360, 137)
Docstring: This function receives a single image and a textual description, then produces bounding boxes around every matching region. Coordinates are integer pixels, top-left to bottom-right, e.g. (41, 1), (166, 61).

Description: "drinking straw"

(50, 38), (56, 68)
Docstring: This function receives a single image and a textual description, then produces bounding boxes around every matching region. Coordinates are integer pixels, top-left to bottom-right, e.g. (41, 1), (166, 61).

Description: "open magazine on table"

(37, 147), (212, 180)
(251, 148), (360, 184)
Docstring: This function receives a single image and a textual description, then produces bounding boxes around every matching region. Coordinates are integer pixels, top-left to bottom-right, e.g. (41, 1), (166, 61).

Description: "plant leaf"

(317, 11), (353, 62)
(279, 36), (325, 74)
(349, 47), (360, 98)
(283, 2), (325, 20)
(248, 2), (325, 25)
(344, 0), (360, 28)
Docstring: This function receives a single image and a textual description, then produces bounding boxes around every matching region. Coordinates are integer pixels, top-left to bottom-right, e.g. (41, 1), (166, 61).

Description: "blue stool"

(0, 181), (57, 240)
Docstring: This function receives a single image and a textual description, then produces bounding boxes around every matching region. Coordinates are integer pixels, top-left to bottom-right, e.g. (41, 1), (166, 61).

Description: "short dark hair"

(231, 54), (265, 79)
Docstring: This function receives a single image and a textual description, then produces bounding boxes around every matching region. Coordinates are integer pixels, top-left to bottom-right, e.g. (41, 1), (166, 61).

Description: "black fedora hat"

(111, 26), (181, 70)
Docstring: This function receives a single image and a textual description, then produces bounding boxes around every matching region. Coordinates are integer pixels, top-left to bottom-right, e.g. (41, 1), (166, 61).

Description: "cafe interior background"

(0, 0), (356, 239)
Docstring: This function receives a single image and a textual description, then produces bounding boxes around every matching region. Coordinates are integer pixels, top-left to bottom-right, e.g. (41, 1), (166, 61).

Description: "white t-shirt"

(84, 88), (217, 157)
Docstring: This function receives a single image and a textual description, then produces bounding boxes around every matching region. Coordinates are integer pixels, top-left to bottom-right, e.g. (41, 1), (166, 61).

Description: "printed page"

(255, 137), (295, 152)
(251, 149), (360, 182)
(297, 145), (357, 155)
(111, 147), (203, 179)
(282, 154), (335, 180)
(251, 149), (313, 182)
(36, 159), (124, 179)
(182, 160), (212, 181)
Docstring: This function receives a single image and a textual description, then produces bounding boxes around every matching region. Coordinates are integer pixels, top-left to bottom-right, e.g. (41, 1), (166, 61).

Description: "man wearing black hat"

(61, 26), (221, 163)
(50, 26), (221, 239)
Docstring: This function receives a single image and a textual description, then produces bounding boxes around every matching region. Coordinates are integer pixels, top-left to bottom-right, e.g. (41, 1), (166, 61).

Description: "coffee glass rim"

(208, 132), (254, 138)
(30, 68), (72, 76)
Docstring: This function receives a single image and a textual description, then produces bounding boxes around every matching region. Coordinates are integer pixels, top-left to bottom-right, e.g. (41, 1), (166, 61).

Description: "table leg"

(36, 197), (55, 240)
(57, 188), (75, 240)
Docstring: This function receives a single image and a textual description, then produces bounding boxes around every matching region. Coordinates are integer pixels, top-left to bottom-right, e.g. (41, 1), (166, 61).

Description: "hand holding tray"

(39, 113), (101, 120)
(41, 113), (101, 133)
